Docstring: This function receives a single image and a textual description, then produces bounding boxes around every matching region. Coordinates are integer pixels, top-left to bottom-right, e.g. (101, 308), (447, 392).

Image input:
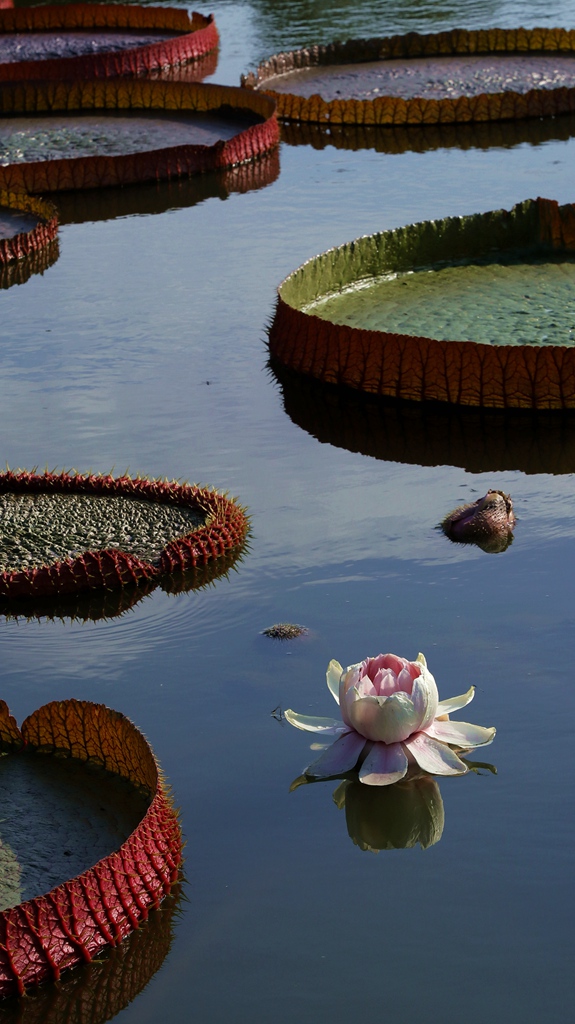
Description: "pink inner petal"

(373, 668), (399, 696)
(396, 667), (415, 694)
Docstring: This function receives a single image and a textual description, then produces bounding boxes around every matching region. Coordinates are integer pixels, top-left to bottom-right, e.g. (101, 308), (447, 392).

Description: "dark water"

(0, 0), (575, 1021)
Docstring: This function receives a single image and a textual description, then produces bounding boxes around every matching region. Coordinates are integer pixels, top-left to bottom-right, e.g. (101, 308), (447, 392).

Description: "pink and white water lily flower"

(285, 652), (495, 786)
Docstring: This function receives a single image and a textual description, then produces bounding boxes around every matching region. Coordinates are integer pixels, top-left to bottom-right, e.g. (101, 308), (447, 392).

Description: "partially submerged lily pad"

(269, 197), (575, 409)
(0, 699), (182, 997)
(0, 4), (219, 81)
(0, 189), (58, 265)
(0, 470), (248, 599)
(242, 28), (575, 124)
(0, 80), (278, 193)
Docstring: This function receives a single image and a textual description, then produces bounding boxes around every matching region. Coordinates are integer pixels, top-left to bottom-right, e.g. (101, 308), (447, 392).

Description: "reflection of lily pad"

(0, 79), (278, 193)
(281, 110), (575, 155)
(0, 699), (182, 997)
(269, 197), (575, 409)
(0, 886), (182, 1024)
(269, 360), (575, 475)
(0, 470), (248, 600)
(242, 28), (575, 124)
(0, 4), (218, 81)
(54, 147), (280, 225)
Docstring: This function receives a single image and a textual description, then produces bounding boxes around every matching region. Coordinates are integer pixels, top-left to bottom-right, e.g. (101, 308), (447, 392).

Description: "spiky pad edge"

(269, 197), (575, 410)
(242, 27), (575, 124)
(0, 470), (249, 598)
(0, 80), (279, 193)
(0, 189), (58, 264)
(0, 699), (183, 998)
(0, 4), (218, 81)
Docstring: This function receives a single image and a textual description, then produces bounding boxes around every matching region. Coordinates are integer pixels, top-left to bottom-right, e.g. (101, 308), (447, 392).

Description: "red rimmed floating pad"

(0, 470), (249, 599)
(0, 699), (182, 998)
(269, 197), (575, 410)
(242, 27), (575, 124)
(0, 4), (218, 81)
(0, 79), (279, 193)
(0, 188), (58, 265)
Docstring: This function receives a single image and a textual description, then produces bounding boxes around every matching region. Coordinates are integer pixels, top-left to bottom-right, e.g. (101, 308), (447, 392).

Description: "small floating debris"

(0, 698), (182, 998)
(242, 27), (575, 125)
(0, 469), (249, 600)
(269, 197), (575, 409)
(0, 4), (219, 81)
(441, 490), (515, 553)
(262, 622), (308, 640)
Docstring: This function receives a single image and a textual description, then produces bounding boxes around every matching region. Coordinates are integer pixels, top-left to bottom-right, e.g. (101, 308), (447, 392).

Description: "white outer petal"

(411, 665), (439, 731)
(284, 709), (347, 735)
(304, 731), (366, 779)
(358, 741), (409, 786)
(426, 719), (496, 750)
(326, 660), (343, 704)
(436, 686), (475, 717)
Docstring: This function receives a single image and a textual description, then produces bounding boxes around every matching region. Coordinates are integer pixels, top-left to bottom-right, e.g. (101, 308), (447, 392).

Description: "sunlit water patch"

(306, 255), (575, 346)
(0, 493), (205, 571)
(0, 29), (178, 63)
(267, 54), (575, 100)
(0, 110), (259, 165)
(0, 754), (149, 910)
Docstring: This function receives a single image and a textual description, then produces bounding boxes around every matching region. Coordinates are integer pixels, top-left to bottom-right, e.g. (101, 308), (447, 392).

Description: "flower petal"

(284, 710), (347, 735)
(326, 660), (342, 704)
(426, 719), (496, 750)
(358, 741), (409, 786)
(348, 691), (419, 744)
(304, 731), (366, 778)
(436, 686), (475, 716)
(403, 732), (469, 776)
(410, 665), (439, 731)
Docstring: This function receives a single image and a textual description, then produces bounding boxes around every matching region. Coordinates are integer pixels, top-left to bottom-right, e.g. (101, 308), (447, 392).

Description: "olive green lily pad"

(269, 197), (575, 409)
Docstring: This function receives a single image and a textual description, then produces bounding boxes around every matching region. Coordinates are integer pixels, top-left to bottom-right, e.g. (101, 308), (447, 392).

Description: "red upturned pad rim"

(241, 27), (575, 124)
(268, 197), (575, 410)
(0, 4), (219, 81)
(0, 188), (58, 264)
(0, 79), (279, 193)
(0, 469), (249, 599)
(0, 699), (183, 999)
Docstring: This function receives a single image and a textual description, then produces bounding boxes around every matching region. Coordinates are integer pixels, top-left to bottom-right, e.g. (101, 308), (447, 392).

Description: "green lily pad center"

(0, 492), (205, 572)
(306, 254), (575, 347)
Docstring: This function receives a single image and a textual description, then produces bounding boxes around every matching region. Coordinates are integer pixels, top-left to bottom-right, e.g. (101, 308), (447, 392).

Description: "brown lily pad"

(0, 470), (249, 600)
(0, 699), (182, 998)
(268, 197), (575, 410)
(0, 4), (218, 82)
(0, 189), (57, 266)
(0, 79), (279, 193)
(242, 27), (575, 125)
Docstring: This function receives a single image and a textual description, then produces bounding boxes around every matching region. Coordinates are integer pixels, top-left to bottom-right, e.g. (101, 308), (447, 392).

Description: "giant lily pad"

(0, 887), (181, 1021)
(0, 4), (218, 81)
(242, 28), (575, 125)
(0, 80), (278, 193)
(0, 189), (57, 265)
(0, 699), (182, 998)
(269, 197), (575, 410)
(0, 470), (249, 600)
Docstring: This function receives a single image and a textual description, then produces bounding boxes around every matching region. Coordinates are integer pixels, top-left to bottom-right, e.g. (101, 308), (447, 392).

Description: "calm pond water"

(1, 0), (575, 1021)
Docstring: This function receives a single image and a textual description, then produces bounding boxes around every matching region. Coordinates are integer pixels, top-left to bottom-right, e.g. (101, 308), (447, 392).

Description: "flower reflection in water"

(291, 760), (496, 853)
